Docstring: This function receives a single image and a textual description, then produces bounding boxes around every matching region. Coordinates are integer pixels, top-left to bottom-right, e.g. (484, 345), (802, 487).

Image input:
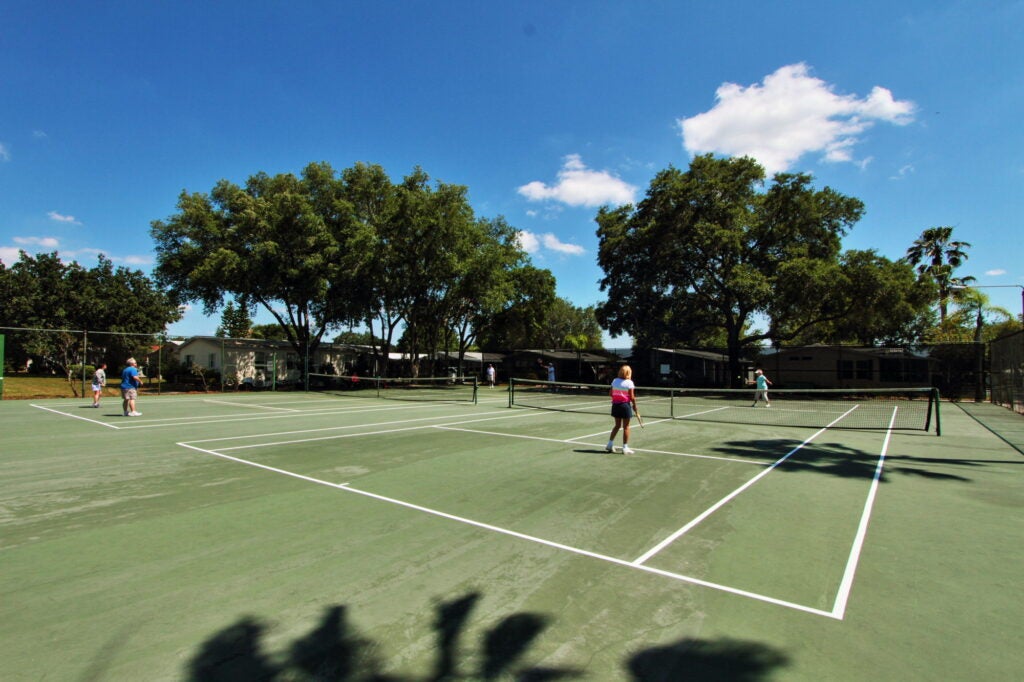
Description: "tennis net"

(308, 374), (478, 404)
(509, 378), (940, 433)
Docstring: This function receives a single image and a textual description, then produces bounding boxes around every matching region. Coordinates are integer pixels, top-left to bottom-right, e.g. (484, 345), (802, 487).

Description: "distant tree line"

(0, 252), (181, 381)
(151, 161), (604, 376)
(596, 154), (1017, 385)
(3, 156), (1014, 387)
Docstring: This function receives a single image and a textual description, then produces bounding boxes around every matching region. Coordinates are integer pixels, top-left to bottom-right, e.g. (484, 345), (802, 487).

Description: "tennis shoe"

(622, 445), (634, 455)
(605, 441), (614, 452)
(128, 411), (142, 417)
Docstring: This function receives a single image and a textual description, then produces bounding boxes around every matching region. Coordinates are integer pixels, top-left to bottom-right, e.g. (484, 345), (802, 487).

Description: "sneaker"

(622, 445), (634, 455)
(128, 411), (142, 417)
(605, 441), (614, 453)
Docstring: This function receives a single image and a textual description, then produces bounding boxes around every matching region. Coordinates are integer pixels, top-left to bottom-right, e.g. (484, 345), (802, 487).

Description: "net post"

(509, 378), (515, 408)
(932, 387), (942, 436)
(472, 376), (478, 404)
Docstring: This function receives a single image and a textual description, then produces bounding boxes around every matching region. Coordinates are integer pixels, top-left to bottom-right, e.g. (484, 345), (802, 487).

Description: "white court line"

(568, 415), (674, 442)
(632, 405), (861, 565)
(434, 425), (768, 466)
(113, 399), (475, 429)
(186, 409), (516, 445)
(30, 404), (121, 429)
(671, 405), (733, 419)
(830, 407), (898, 619)
(208, 407), (584, 451)
(176, 440), (836, 619)
(202, 398), (301, 412)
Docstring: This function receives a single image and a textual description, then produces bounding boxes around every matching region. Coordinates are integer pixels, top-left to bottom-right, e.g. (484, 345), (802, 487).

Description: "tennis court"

(2, 383), (1021, 680)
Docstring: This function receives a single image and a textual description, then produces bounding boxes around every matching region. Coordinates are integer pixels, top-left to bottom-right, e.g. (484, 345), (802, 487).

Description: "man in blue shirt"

(120, 357), (143, 417)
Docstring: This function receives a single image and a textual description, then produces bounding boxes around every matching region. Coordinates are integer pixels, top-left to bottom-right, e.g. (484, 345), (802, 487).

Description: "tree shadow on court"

(626, 636), (790, 681)
(185, 592), (581, 681)
(711, 439), (975, 483)
(184, 592), (788, 680)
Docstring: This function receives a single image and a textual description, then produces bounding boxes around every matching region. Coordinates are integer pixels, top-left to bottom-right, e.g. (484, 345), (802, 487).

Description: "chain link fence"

(990, 330), (1024, 414)
(0, 327), (1008, 408)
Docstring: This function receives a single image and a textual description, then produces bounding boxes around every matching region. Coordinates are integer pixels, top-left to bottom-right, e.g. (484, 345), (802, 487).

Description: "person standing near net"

(91, 362), (107, 408)
(486, 364), (496, 387)
(606, 365), (638, 455)
(752, 368), (772, 407)
(120, 357), (143, 417)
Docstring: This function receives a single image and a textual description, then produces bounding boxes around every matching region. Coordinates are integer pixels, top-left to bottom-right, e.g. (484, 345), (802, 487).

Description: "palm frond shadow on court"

(712, 439), (975, 483)
(185, 592), (788, 681)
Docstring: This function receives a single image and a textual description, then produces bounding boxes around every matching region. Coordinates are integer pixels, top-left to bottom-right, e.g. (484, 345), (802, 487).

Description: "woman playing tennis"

(606, 365), (638, 455)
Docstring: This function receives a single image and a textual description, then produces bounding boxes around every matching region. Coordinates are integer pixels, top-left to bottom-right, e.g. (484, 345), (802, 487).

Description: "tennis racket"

(634, 405), (644, 429)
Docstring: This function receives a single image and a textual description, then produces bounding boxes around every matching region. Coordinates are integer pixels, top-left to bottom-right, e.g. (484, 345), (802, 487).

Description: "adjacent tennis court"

(2, 384), (1021, 680)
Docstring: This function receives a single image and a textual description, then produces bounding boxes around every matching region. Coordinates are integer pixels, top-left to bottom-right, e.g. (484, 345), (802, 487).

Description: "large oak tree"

(595, 154), (917, 384)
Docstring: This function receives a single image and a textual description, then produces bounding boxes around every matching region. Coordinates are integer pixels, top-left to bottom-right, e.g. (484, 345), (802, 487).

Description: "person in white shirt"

(606, 365), (638, 455)
(91, 363), (107, 408)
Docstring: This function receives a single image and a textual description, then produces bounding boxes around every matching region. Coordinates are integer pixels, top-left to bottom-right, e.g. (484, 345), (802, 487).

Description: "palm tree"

(905, 226), (974, 323)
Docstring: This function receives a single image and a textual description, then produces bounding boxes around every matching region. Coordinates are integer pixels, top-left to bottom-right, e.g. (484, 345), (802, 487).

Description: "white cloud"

(890, 164), (915, 180)
(986, 269), (1007, 276)
(516, 229), (584, 257)
(0, 143), (9, 161)
(48, 211), (81, 224)
(679, 63), (915, 175)
(13, 236), (60, 248)
(116, 255), (153, 266)
(0, 247), (21, 264)
(542, 233), (585, 255)
(518, 154), (637, 207)
(32, 130), (48, 139)
(516, 230), (541, 254)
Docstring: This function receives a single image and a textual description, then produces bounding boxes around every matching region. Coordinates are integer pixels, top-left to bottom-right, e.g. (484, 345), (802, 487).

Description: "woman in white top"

(91, 363), (107, 408)
(606, 365), (638, 455)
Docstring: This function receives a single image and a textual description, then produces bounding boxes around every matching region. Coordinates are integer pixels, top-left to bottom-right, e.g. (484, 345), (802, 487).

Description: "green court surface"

(1, 389), (1021, 680)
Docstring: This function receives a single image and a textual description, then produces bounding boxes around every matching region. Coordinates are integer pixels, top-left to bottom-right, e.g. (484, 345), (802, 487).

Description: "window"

(838, 360), (872, 380)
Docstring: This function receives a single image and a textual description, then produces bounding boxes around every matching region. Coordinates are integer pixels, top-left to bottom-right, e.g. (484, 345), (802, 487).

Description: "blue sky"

(2, 1), (1022, 342)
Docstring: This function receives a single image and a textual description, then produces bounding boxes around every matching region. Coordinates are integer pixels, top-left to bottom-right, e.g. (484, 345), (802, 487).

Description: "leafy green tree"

(151, 162), (370, 369)
(596, 155), (865, 385)
(476, 266), (557, 350)
(215, 299), (253, 338)
(536, 298), (603, 349)
(927, 288), (1015, 343)
(249, 323), (289, 341)
(786, 250), (936, 345)
(904, 226), (974, 323)
(0, 251), (180, 382)
(439, 216), (528, 373)
(333, 330), (381, 346)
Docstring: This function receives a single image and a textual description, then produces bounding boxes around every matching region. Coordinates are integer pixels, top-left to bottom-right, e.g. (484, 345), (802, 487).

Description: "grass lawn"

(1, 374), (167, 399)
